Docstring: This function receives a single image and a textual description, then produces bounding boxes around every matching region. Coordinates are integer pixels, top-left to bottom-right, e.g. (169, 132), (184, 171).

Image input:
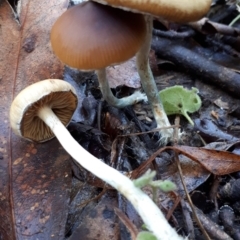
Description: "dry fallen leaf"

(130, 146), (210, 199)
(68, 192), (120, 240)
(106, 57), (141, 89)
(214, 98), (229, 110)
(106, 50), (159, 89)
(172, 145), (240, 175)
(136, 145), (240, 177)
(0, 0), (72, 239)
(131, 143), (240, 195)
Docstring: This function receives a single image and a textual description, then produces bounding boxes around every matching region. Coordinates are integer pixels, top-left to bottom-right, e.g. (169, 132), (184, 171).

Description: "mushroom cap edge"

(10, 79), (78, 142)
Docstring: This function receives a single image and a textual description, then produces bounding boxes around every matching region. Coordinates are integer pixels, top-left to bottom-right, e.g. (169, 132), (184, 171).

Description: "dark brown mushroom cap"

(10, 79), (78, 142)
(93, 0), (211, 23)
(50, 1), (146, 70)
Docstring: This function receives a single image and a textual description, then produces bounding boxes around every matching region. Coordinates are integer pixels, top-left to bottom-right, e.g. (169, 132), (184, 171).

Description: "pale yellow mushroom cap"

(10, 79), (78, 142)
(93, 0), (212, 23)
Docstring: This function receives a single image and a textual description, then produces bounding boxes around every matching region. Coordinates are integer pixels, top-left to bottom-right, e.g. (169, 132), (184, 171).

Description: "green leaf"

(136, 231), (158, 240)
(159, 85), (202, 125)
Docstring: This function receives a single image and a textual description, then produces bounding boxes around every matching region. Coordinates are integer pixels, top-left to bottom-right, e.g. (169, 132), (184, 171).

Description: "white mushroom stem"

(96, 68), (147, 108)
(136, 16), (173, 144)
(38, 106), (183, 240)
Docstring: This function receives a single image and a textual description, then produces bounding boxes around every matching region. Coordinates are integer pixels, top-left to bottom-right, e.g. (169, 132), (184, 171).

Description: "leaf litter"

(2, 0), (240, 239)
(0, 0), (72, 239)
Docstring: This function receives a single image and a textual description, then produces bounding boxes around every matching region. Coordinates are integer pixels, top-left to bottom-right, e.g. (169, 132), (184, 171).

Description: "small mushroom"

(10, 79), (78, 142)
(91, 0), (211, 143)
(51, 1), (147, 108)
(10, 79), (183, 240)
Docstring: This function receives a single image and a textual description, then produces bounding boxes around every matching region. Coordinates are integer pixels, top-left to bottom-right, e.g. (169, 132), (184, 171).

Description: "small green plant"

(150, 179), (177, 193)
(136, 231), (158, 240)
(133, 170), (156, 188)
(134, 170), (177, 239)
(134, 170), (176, 203)
(159, 85), (202, 125)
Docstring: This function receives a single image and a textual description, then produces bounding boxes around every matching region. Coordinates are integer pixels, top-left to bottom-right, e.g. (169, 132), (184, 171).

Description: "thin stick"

(119, 125), (179, 137)
(173, 116), (210, 240)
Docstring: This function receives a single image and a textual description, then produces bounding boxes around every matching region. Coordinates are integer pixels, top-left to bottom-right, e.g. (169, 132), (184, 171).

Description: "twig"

(189, 18), (240, 36)
(173, 116), (211, 240)
(151, 37), (240, 99)
(152, 28), (195, 39)
(77, 187), (107, 208)
(118, 125), (179, 137)
(186, 204), (233, 240)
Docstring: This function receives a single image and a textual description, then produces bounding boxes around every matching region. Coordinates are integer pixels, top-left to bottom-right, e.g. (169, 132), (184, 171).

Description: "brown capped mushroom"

(10, 79), (183, 240)
(51, 1), (147, 108)
(91, 0), (211, 143)
(92, 0), (211, 23)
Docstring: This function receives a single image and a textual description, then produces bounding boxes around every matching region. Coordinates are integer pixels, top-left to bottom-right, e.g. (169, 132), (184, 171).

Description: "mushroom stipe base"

(96, 68), (148, 108)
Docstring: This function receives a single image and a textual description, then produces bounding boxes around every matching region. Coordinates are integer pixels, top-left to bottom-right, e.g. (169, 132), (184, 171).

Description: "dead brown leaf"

(106, 57), (141, 89)
(130, 146), (210, 200)
(126, 144), (240, 216)
(114, 207), (138, 239)
(68, 192), (120, 240)
(172, 145), (240, 175)
(134, 145), (240, 177)
(130, 144), (240, 194)
(106, 51), (159, 89)
(214, 98), (229, 110)
(0, 0), (72, 239)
